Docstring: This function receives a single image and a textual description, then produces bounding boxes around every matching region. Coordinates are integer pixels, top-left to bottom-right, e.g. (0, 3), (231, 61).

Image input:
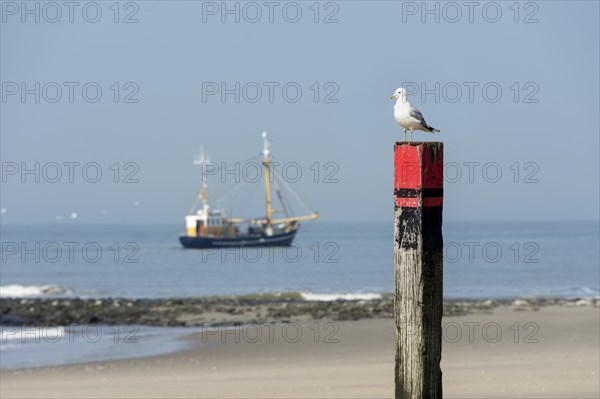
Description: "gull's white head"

(390, 87), (407, 101)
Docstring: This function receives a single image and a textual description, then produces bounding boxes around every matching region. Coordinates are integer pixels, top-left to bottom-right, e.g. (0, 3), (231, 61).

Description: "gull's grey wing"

(409, 106), (440, 132)
(409, 107), (428, 127)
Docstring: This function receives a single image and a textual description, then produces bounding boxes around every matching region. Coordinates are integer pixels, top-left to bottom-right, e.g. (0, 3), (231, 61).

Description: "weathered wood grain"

(394, 142), (444, 399)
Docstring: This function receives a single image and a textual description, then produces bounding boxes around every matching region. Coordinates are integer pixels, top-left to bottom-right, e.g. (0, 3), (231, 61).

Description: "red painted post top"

(394, 142), (443, 208)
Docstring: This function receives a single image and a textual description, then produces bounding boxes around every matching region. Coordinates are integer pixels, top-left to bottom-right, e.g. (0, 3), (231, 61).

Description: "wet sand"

(1, 306), (598, 398)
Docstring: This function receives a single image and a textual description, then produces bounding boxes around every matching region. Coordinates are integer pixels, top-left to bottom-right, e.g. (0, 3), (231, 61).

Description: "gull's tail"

(426, 125), (440, 133)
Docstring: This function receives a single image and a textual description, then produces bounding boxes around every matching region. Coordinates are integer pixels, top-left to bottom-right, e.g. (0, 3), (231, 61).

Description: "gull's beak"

(390, 95), (395, 99)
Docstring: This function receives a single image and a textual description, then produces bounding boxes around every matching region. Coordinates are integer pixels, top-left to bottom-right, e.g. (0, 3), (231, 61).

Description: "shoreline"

(1, 294), (598, 327)
(1, 306), (598, 398)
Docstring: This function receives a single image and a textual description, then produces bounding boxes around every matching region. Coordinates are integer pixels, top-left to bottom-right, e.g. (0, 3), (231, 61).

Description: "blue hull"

(179, 230), (297, 249)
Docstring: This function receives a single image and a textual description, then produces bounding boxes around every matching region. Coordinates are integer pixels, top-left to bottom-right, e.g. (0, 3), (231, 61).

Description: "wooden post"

(394, 142), (444, 399)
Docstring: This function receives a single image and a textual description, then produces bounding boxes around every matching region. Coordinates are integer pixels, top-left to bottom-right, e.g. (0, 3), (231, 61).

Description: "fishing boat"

(179, 132), (319, 249)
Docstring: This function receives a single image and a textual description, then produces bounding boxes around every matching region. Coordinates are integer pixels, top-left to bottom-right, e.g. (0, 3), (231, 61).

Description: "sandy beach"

(1, 305), (598, 398)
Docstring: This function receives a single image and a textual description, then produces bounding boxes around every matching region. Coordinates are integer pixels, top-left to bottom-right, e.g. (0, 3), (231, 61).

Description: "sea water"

(1, 220), (598, 300)
(1, 220), (598, 369)
(0, 324), (198, 369)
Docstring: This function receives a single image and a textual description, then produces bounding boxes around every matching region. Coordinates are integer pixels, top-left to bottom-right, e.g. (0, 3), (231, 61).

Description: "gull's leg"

(409, 128), (414, 143)
(403, 129), (407, 142)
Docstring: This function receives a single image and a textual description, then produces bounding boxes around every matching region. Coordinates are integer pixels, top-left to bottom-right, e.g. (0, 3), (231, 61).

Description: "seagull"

(391, 87), (440, 142)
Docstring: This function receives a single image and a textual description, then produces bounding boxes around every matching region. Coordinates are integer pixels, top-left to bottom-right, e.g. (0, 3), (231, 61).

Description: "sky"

(1, 0), (599, 224)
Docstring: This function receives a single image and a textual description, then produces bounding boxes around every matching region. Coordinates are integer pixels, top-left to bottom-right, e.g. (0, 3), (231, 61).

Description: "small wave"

(0, 284), (71, 298)
(573, 286), (600, 295)
(300, 292), (383, 301)
(547, 286), (600, 298)
(1, 326), (66, 343)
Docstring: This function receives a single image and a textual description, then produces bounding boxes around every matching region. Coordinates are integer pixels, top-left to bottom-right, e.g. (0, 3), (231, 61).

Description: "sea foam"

(1, 326), (65, 343)
(0, 284), (70, 298)
(300, 292), (383, 301)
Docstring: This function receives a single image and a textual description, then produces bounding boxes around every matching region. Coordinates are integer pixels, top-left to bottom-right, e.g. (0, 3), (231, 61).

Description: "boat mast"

(262, 132), (273, 229)
(225, 132), (320, 226)
(193, 146), (210, 216)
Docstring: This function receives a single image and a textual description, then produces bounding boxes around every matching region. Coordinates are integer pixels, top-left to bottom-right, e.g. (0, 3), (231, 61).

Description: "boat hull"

(179, 230), (297, 249)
